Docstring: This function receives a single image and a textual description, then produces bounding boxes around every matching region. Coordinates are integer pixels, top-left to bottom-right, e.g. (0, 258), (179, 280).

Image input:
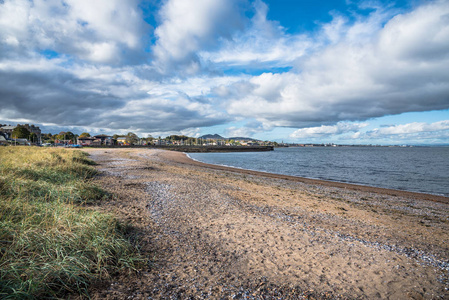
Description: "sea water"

(188, 146), (449, 197)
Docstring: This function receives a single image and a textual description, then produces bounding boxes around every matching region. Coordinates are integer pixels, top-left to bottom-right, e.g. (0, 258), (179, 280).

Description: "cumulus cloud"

(0, 64), (127, 126)
(152, 0), (245, 74)
(1, 0), (448, 142)
(367, 120), (449, 139)
(180, 127), (202, 138)
(225, 120), (272, 138)
(222, 0), (449, 128)
(0, 0), (242, 135)
(103, 94), (230, 132)
(0, 0), (149, 64)
(290, 122), (368, 139)
(0, 58), (233, 133)
(200, 0), (312, 69)
(289, 120), (449, 143)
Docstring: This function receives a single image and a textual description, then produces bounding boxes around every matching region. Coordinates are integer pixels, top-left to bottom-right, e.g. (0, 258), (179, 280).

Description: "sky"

(0, 0), (448, 145)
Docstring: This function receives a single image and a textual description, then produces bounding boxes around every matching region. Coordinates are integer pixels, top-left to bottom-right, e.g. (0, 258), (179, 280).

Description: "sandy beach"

(83, 148), (449, 299)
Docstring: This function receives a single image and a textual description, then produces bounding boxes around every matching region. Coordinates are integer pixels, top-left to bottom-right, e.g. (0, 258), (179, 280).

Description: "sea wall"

(84, 145), (274, 152)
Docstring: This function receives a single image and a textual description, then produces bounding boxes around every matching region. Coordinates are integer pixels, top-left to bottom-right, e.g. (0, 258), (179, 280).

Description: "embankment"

(83, 145), (274, 152)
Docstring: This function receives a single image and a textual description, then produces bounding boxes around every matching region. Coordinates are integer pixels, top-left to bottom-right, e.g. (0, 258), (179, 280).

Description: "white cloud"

(378, 1), (449, 61)
(225, 126), (255, 138)
(0, 0), (148, 63)
(290, 122), (368, 139)
(1, 0), (448, 144)
(152, 0), (245, 74)
(221, 0), (449, 128)
(367, 120), (449, 138)
(289, 120), (449, 143)
(81, 42), (119, 63)
(200, 0), (312, 68)
(65, 0), (142, 49)
(180, 127), (201, 138)
(225, 120), (272, 138)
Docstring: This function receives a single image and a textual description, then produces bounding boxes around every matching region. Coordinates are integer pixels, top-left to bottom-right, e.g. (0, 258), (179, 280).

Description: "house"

(93, 134), (113, 145)
(0, 125), (16, 139)
(77, 135), (113, 146)
(116, 136), (128, 145)
(77, 137), (96, 146)
(0, 133), (7, 145)
(22, 124), (42, 144)
(0, 123), (42, 144)
(153, 139), (167, 145)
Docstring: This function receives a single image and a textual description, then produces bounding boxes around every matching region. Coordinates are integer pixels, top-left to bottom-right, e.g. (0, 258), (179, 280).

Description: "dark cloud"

(0, 68), (231, 133)
(0, 70), (126, 125)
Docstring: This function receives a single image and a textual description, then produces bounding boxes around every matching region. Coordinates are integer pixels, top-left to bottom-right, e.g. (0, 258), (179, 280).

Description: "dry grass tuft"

(0, 147), (142, 299)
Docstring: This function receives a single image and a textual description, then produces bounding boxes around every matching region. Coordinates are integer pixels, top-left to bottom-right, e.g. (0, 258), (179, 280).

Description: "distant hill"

(199, 134), (258, 141)
(199, 134), (225, 140)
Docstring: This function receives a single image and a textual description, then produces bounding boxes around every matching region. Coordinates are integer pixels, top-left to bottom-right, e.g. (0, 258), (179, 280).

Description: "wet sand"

(83, 148), (449, 299)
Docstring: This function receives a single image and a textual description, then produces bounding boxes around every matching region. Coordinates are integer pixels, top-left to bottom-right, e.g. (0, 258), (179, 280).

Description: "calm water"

(188, 147), (449, 196)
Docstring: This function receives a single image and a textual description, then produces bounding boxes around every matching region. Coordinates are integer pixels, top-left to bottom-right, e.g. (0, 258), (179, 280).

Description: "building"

(93, 134), (113, 145)
(0, 133), (7, 145)
(116, 136), (128, 145)
(77, 134), (113, 146)
(0, 125), (16, 139)
(0, 123), (42, 144)
(77, 137), (96, 146)
(22, 124), (42, 144)
(153, 139), (167, 145)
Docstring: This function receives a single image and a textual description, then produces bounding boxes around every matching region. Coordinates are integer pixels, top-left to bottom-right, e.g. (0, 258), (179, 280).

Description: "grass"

(0, 147), (142, 299)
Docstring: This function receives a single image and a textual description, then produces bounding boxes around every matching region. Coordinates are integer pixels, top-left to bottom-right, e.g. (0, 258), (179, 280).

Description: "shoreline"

(158, 150), (449, 204)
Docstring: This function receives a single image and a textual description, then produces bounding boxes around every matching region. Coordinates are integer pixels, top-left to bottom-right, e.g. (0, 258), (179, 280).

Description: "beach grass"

(0, 147), (142, 299)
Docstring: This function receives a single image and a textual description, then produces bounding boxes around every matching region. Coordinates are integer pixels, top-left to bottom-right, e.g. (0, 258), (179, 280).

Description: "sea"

(188, 146), (449, 197)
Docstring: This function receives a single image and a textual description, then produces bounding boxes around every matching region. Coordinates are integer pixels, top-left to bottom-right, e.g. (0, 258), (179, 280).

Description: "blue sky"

(0, 0), (448, 145)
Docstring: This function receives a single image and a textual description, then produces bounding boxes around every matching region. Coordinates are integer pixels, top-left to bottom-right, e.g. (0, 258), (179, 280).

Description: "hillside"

(199, 134), (258, 141)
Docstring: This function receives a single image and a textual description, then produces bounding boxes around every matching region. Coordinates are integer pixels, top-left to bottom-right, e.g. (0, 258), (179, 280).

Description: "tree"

(56, 132), (66, 141)
(65, 132), (75, 143)
(126, 132), (139, 145)
(79, 132), (90, 138)
(12, 126), (31, 139)
(41, 133), (55, 143)
(29, 132), (37, 143)
(56, 131), (75, 143)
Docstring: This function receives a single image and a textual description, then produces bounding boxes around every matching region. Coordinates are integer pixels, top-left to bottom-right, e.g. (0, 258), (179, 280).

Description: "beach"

(83, 148), (449, 299)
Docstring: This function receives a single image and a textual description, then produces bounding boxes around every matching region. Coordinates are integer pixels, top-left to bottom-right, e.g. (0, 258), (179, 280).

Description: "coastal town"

(0, 123), (279, 148)
(0, 123), (413, 148)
